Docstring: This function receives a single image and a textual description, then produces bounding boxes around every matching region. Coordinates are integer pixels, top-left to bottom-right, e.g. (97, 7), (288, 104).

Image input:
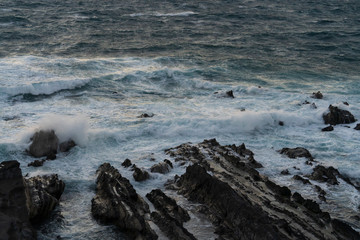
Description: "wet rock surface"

(133, 166), (150, 181)
(0, 160), (65, 240)
(278, 147), (314, 161)
(28, 130), (59, 158)
(0, 161), (36, 240)
(322, 125), (334, 132)
(26, 174), (65, 221)
(91, 163), (157, 240)
(146, 189), (194, 240)
(323, 105), (356, 125)
(28, 130), (76, 158)
(165, 139), (360, 240)
(312, 91), (323, 99)
(355, 123), (360, 130)
(150, 160), (173, 174)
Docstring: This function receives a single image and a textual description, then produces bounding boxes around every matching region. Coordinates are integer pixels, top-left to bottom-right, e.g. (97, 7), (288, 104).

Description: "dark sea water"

(1, 0), (360, 239)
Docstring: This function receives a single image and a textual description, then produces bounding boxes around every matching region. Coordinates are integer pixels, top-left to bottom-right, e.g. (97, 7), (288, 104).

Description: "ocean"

(0, 0), (360, 239)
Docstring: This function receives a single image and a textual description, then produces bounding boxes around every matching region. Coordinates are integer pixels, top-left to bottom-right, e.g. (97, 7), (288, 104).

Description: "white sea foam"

(0, 79), (90, 96)
(21, 115), (89, 146)
(130, 11), (196, 17)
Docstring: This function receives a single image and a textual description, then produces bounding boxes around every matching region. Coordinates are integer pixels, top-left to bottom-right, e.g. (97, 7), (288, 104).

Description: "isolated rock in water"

(26, 174), (65, 221)
(121, 158), (132, 168)
(323, 105), (356, 125)
(322, 125), (334, 132)
(293, 175), (311, 185)
(91, 163), (157, 239)
(59, 139), (76, 152)
(354, 124), (360, 130)
(133, 166), (150, 182)
(308, 165), (340, 185)
(0, 161), (36, 240)
(138, 113), (154, 118)
(279, 147), (314, 161)
(150, 160), (173, 174)
(28, 159), (46, 167)
(312, 91), (323, 99)
(226, 90), (235, 98)
(29, 130), (59, 158)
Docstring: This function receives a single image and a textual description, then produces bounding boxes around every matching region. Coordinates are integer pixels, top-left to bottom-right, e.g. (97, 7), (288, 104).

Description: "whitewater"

(1, 0), (360, 239)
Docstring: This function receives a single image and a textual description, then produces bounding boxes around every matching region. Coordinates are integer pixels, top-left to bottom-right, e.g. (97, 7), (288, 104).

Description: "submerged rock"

(28, 130), (59, 158)
(354, 123), (360, 130)
(322, 125), (334, 132)
(91, 163), (157, 239)
(279, 147), (314, 161)
(150, 160), (173, 174)
(59, 140), (76, 152)
(28, 159), (46, 167)
(323, 105), (356, 125)
(312, 91), (323, 99)
(138, 113), (154, 118)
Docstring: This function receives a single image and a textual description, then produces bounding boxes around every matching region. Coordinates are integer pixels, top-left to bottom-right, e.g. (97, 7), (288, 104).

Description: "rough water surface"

(0, 0), (360, 239)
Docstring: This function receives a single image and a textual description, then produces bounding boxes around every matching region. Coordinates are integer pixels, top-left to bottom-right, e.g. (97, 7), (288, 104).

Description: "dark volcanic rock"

(150, 160), (173, 174)
(28, 130), (59, 158)
(146, 189), (190, 224)
(147, 189), (194, 240)
(293, 175), (311, 185)
(226, 90), (235, 98)
(28, 159), (46, 167)
(121, 158), (132, 168)
(177, 164), (284, 240)
(322, 125), (334, 132)
(312, 91), (323, 99)
(59, 139), (76, 152)
(323, 105), (356, 125)
(150, 211), (196, 240)
(166, 139), (360, 240)
(0, 161), (36, 240)
(133, 167), (150, 182)
(279, 147), (314, 161)
(354, 123), (360, 130)
(91, 163), (157, 240)
(138, 113), (154, 118)
(26, 174), (65, 221)
(331, 219), (360, 240)
(308, 165), (340, 185)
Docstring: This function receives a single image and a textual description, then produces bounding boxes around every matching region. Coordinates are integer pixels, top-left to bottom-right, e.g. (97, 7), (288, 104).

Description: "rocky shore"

(89, 139), (360, 240)
(2, 125), (360, 239)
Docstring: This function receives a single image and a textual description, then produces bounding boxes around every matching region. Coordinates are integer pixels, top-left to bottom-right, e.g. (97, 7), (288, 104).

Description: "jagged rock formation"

(0, 160), (65, 240)
(121, 159), (132, 168)
(26, 174), (65, 221)
(133, 166), (150, 182)
(146, 189), (195, 240)
(312, 91), (323, 99)
(91, 163), (157, 240)
(0, 161), (36, 240)
(323, 105), (356, 125)
(165, 139), (360, 240)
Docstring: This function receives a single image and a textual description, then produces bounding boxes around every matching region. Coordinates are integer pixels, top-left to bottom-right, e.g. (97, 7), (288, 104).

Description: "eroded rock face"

(166, 139), (360, 240)
(177, 164), (283, 240)
(146, 189), (194, 240)
(0, 161), (36, 240)
(323, 105), (356, 125)
(308, 165), (340, 185)
(29, 130), (59, 158)
(91, 163), (157, 240)
(279, 147), (314, 161)
(26, 174), (65, 221)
